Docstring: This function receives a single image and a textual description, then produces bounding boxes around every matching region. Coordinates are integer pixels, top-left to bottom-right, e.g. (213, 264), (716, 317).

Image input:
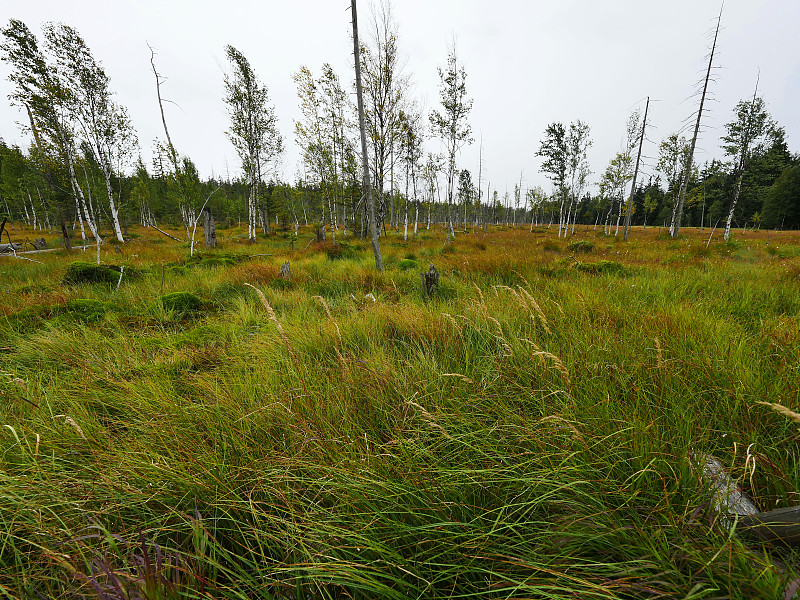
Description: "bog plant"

(0, 223), (799, 599)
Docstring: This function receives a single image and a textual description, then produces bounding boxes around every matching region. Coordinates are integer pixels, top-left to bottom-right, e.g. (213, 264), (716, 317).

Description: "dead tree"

(670, 6), (722, 238)
(203, 206), (217, 248)
(351, 0), (384, 271)
(421, 264), (439, 299)
(623, 97), (649, 240)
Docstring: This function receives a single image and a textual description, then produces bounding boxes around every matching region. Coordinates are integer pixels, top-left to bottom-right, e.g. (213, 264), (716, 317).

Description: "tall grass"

(1, 224), (799, 598)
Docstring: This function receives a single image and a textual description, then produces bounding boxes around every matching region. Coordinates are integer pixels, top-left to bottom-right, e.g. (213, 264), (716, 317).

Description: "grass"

(1, 223), (799, 598)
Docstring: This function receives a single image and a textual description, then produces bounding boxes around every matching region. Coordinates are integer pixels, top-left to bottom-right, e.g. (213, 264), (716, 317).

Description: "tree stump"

(114, 245), (122, 254)
(316, 223), (326, 242)
(421, 264), (439, 299)
(203, 206), (217, 248)
(279, 261), (291, 280)
(33, 238), (47, 250)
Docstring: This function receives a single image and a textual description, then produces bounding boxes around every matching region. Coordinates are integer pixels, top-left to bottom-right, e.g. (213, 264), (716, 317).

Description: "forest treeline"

(1, 7), (799, 250)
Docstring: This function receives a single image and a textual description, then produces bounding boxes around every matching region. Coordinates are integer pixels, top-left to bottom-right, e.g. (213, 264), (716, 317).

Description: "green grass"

(0, 224), (799, 598)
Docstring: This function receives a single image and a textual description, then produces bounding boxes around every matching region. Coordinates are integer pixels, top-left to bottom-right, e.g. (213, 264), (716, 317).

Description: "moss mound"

(324, 242), (361, 261)
(576, 260), (625, 275)
(398, 258), (418, 271)
(159, 292), (204, 314)
(567, 240), (594, 253)
(64, 299), (112, 323)
(187, 252), (247, 268)
(62, 261), (121, 285)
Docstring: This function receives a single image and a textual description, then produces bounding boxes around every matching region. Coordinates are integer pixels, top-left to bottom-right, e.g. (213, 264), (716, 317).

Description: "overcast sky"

(1, 0), (798, 197)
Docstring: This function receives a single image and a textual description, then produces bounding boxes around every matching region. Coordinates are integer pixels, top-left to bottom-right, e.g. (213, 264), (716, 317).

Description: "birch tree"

(44, 23), (136, 243)
(658, 133), (692, 224)
(721, 88), (776, 240)
(398, 108), (423, 240)
(224, 45), (282, 242)
(537, 121), (591, 237)
(361, 0), (408, 232)
(1, 19), (101, 248)
(429, 44), (473, 242)
(623, 97), (649, 240)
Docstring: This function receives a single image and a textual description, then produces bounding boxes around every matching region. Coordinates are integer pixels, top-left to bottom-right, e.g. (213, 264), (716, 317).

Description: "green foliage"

(324, 242), (361, 261)
(762, 164), (800, 229)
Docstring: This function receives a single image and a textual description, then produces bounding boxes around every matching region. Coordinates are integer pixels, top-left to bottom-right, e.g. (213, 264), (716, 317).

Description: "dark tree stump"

(203, 206), (217, 248)
(421, 264), (439, 299)
(279, 261), (291, 280)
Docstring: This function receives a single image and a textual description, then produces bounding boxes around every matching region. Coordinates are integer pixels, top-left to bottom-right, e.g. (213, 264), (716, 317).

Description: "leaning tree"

(223, 45), (282, 242)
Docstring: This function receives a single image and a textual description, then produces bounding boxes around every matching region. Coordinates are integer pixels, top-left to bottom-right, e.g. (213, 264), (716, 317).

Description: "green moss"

(567, 240), (594, 253)
(61, 261), (141, 285)
(159, 292), (203, 314)
(62, 261), (121, 285)
(324, 242), (361, 260)
(576, 260), (626, 275)
(397, 258), (418, 271)
(187, 252), (248, 268)
(63, 299), (112, 323)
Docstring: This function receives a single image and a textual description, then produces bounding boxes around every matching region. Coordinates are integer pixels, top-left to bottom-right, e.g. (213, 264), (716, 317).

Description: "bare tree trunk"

(101, 167), (125, 243)
(203, 206), (217, 248)
(352, 0), (383, 271)
(671, 7), (721, 238)
(624, 96), (649, 240)
(67, 152), (101, 244)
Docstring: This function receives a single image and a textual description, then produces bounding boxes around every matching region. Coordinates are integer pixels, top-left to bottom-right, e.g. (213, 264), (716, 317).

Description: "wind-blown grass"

(1, 224), (799, 598)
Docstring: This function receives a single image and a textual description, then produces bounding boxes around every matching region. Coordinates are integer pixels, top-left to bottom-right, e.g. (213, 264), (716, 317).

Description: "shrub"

(567, 240), (594, 253)
(198, 257), (237, 267)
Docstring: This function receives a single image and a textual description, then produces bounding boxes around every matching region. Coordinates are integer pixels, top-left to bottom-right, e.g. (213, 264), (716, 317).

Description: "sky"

(1, 0), (799, 199)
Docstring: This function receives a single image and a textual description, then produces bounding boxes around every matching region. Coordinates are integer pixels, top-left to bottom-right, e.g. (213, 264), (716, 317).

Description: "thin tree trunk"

(671, 7), (721, 238)
(352, 0), (383, 270)
(623, 96), (649, 240)
(101, 167), (125, 243)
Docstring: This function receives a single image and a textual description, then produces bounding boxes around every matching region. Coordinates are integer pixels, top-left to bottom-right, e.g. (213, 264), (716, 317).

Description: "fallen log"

(692, 451), (800, 598)
(692, 452), (759, 518)
(0, 243), (23, 253)
(150, 225), (183, 242)
(740, 507), (800, 548)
